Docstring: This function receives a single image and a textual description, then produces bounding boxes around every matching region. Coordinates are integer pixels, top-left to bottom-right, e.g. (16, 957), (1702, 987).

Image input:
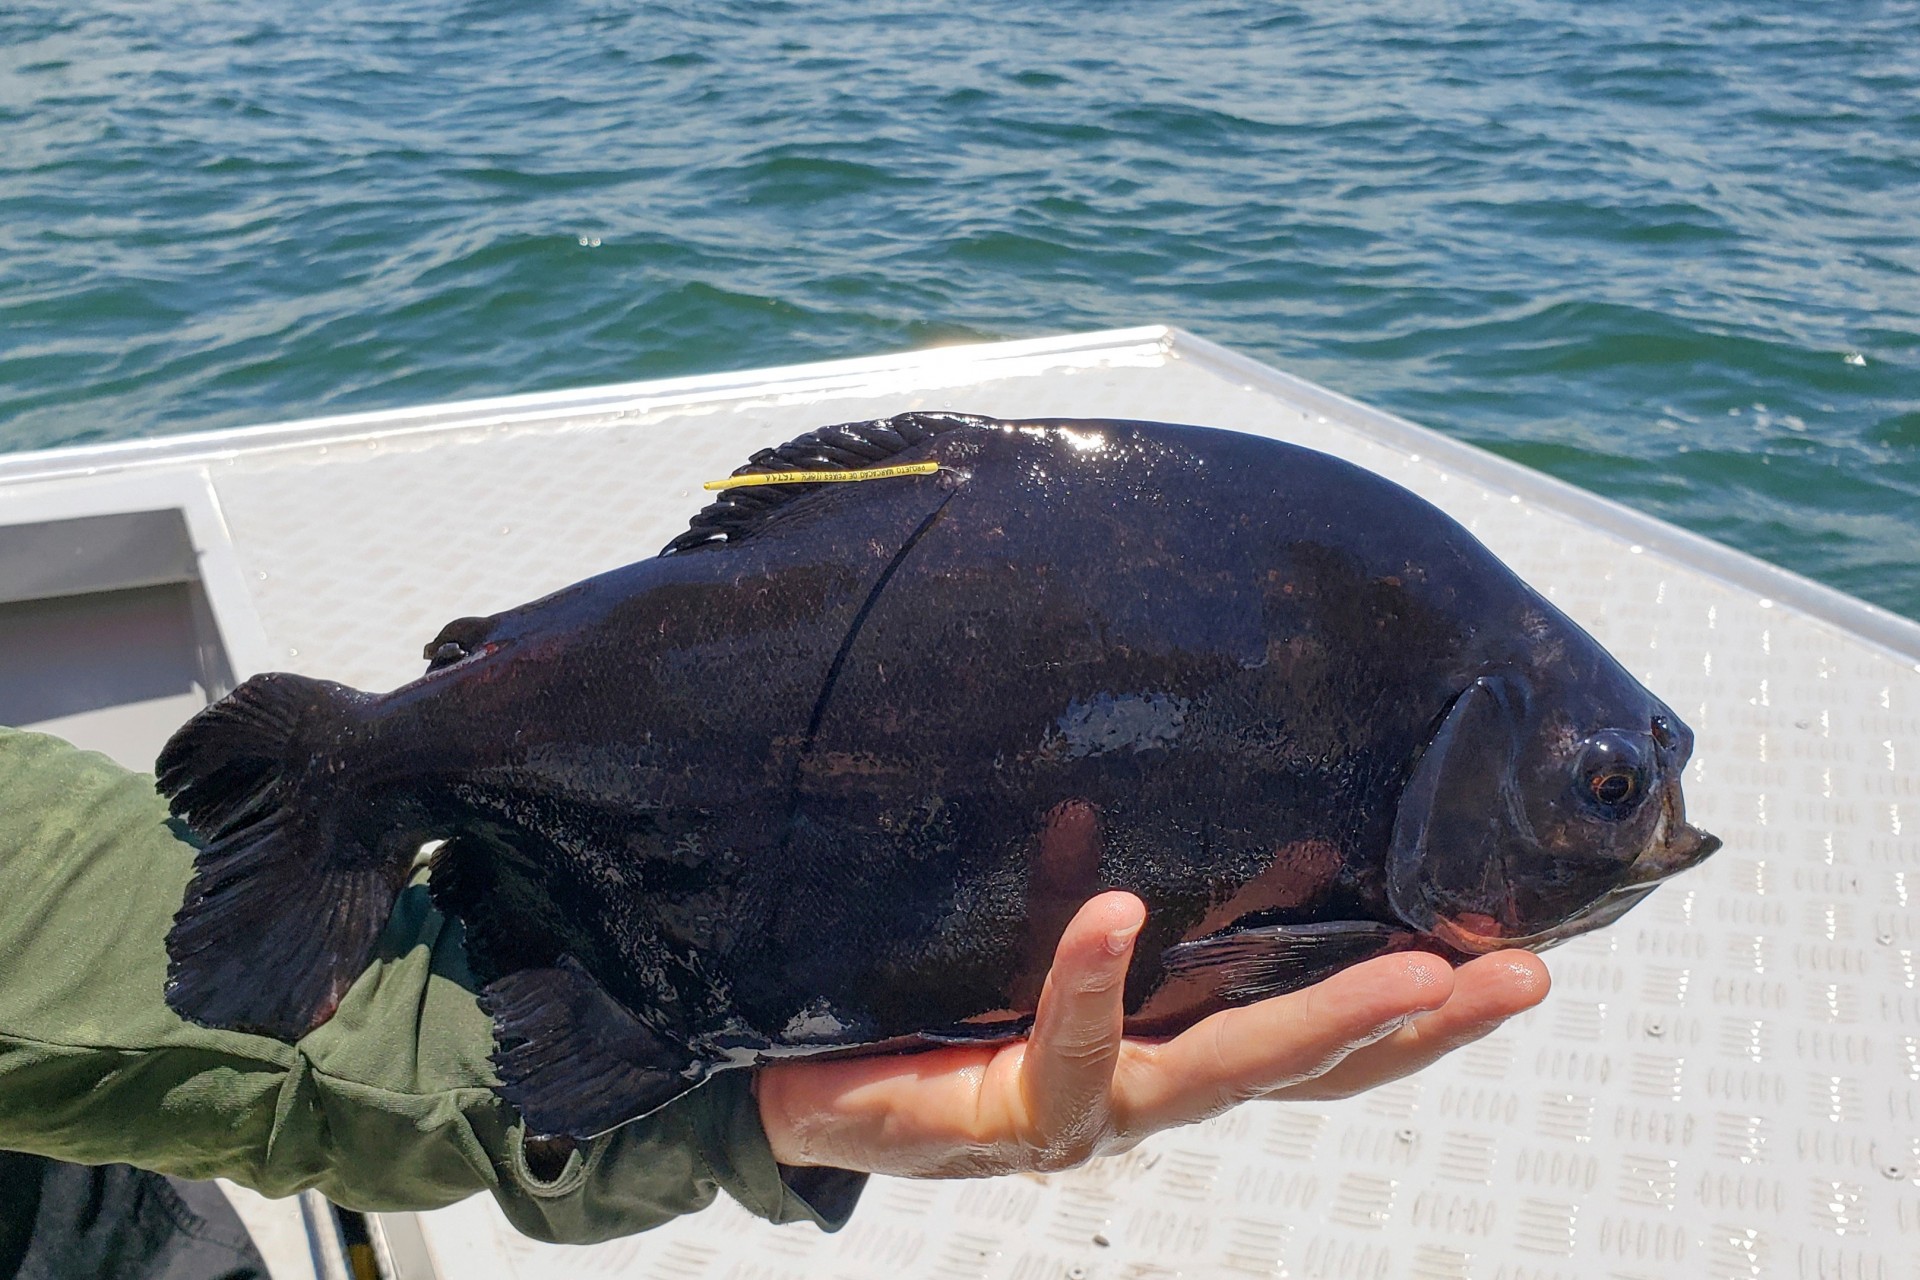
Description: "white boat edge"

(4, 323), (1916, 668)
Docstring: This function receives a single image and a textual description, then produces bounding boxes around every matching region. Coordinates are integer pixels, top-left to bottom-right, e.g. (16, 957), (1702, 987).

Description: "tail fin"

(156, 673), (414, 1042)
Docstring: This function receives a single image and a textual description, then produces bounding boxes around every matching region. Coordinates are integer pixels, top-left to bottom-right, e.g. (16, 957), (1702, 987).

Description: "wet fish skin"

(155, 413), (1718, 1139)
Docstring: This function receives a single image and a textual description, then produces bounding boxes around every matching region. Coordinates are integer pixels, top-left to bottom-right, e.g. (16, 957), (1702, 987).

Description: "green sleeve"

(0, 726), (863, 1243)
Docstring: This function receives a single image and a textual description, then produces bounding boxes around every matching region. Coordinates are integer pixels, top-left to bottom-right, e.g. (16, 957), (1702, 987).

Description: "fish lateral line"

(702, 460), (943, 490)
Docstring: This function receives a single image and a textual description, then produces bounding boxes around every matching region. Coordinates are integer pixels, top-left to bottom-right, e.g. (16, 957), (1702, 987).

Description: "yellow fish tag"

(702, 460), (941, 491)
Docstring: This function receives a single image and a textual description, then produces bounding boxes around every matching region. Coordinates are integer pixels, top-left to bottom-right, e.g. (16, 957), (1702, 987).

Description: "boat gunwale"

(2, 323), (1915, 668)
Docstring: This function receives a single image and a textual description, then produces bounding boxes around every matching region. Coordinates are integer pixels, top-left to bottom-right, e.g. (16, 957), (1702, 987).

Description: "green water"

(3, 2), (1916, 617)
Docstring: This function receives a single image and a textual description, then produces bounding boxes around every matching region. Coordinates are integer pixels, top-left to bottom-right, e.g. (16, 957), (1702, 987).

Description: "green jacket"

(0, 726), (859, 1243)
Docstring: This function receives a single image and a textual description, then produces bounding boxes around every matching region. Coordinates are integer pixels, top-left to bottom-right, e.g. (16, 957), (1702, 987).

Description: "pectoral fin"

(481, 957), (704, 1139)
(1160, 921), (1410, 1003)
(918, 1015), (1034, 1046)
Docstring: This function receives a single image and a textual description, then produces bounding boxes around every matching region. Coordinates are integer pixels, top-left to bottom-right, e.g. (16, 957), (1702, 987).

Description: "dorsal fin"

(422, 615), (496, 670)
(661, 412), (992, 555)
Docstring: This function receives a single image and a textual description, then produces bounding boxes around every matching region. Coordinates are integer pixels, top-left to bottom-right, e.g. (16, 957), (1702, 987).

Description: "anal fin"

(1161, 921), (1410, 1003)
(481, 956), (703, 1139)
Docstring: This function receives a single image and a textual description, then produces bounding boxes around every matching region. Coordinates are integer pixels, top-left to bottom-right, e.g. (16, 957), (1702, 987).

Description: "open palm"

(757, 891), (1550, 1178)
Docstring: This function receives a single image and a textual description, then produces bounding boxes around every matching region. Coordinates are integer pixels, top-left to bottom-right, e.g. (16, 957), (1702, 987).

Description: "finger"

(1278, 949), (1549, 1100)
(1116, 950), (1454, 1133)
(1017, 890), (1146, 1165)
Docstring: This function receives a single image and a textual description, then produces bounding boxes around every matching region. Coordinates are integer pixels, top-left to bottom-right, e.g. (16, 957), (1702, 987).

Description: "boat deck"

(3, 327), (1916, 1279)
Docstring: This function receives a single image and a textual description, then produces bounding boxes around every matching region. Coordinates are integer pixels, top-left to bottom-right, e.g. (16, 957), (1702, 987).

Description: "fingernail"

(1105, 923), (1141, 957)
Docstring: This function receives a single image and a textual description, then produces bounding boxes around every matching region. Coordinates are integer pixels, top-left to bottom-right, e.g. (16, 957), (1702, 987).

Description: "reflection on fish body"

(154, 413), (1720, 1140)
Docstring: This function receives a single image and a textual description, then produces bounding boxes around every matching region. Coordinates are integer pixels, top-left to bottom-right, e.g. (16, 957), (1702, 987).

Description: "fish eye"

(1573, 731), (1651, 820)
(1591, 769), (1637, 806)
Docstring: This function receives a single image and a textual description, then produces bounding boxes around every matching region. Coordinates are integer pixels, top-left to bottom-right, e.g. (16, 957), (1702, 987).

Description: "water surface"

(3, 1), (1915, 616)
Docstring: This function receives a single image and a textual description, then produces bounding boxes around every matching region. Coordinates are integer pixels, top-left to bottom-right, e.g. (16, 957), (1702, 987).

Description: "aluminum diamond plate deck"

(4, 327), (1917, 1279)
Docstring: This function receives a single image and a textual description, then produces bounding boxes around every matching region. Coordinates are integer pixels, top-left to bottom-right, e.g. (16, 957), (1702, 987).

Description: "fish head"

(1384, 655), (1720, 954)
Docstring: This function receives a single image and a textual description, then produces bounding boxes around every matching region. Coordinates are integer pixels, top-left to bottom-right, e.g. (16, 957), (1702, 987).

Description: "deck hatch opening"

(0, 509), (234, 770)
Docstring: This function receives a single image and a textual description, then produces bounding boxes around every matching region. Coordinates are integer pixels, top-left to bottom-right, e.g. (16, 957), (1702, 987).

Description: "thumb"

(1018, 891), (1145, 1168)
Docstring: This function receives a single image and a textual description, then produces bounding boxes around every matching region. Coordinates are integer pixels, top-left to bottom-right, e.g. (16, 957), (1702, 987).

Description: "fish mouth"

(1633, 780), (1723, 884)
(1430, 789), (1722, 955)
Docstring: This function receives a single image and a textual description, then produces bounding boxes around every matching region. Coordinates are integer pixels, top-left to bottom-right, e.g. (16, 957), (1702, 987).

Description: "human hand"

(755, 891), (1549, 1177)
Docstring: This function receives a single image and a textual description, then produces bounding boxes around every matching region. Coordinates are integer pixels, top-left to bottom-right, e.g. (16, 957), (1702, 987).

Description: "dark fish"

(156, 413), (1720, 1139)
